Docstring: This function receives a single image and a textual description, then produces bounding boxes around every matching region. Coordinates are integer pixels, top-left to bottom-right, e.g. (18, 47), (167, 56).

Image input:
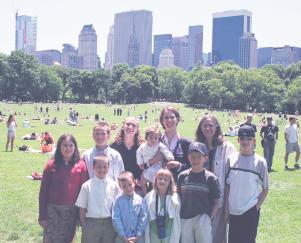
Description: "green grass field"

(0, 102), (300, 243)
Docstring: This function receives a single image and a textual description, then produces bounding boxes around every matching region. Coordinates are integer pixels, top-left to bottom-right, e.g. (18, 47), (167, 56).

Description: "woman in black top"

(111, 117), (144, 180)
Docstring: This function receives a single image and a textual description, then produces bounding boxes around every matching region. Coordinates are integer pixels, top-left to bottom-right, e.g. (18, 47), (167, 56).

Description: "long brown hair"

(53, 134), (80, 167)
(113, 117), (143, 146)
(195, 115), (224, 147)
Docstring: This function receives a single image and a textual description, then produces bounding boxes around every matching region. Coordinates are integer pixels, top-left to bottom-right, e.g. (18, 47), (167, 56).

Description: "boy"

(112, 171), (148, 243)
(225, 125), (269, 243)
(76, 154), (119, 243)
(177, 142), (221, 243)
(284, 115), (300, 170)
(83, 121), (124, 181)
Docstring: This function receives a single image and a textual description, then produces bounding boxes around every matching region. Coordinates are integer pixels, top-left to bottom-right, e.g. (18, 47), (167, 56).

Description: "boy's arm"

(224, 184), (230, 223)
(256, 188), (268, 210)
(79, 207), (87, 226)
(112, 199), (127, 240)
(211, 198), (220, 220)
(136, 200), (148, 238)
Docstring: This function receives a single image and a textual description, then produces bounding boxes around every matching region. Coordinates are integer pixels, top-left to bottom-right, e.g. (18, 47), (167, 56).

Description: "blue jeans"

(263, 141), (275, 170)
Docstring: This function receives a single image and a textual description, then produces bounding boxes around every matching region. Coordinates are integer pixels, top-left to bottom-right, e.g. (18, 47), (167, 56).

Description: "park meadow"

(0, 102), (300, 243)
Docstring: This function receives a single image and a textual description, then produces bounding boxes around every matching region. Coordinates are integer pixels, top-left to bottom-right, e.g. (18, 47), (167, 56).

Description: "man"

(284, 116), (300, 170)
(260, 116), (279, 172)
(240, 113), (257, 133)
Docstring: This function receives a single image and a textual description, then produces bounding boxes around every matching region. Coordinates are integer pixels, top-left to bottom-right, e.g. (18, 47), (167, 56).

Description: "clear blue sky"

(1, 0), (300, 63)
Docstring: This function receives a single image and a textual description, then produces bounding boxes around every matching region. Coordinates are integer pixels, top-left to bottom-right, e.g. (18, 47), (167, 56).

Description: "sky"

(1, 0), (300, 63)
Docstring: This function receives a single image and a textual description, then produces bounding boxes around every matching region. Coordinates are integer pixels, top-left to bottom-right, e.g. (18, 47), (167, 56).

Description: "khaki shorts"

(286, 142), (301, 154)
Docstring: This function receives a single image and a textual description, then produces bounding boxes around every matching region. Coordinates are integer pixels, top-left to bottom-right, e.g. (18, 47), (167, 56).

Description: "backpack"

(19, 145), (29, 151)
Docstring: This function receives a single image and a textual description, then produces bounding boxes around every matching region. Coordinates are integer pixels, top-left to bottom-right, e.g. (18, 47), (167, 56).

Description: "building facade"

(61, 44), (84, 69)
(239, 32), (257, 68)
(113, 10), (152, 66)
(153, 34), (172, 67)
(271, 45), (301, 67)
(172, 36), (189, 70)
(104, 26), (114, 70)
(15, 13), (37, 54)
(78, 24), (98, 70)
(257, 47), (273, 68)
(188, 25), (203, 69)
(212, 10), (252, 64)
(157, 48), (175, 69)
(35, 50), (61, 66)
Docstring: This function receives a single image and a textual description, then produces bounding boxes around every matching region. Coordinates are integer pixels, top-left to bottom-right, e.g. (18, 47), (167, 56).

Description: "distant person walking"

(284, 116), (300, 170)
(260, 116), (279, 172)
(240, 113), (257, 132)
(6, 114), (17, 152)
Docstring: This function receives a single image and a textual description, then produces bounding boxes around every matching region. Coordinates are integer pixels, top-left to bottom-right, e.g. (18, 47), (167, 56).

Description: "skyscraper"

(113, 10), (152, 66)
(212, 10), (252, 64)
(172, 36), (189, 70)
(157, 49), (175, 69)
(188, 25), (203, 69)
(78, 24), (98, 70)
(35, 50), (61, 66)
(153, 34), (172, 67)
(104, 26), (114, 70)
(127, 20), (140, 67)
(15, 13), (37, 54)
(271, 45), (301, 67)
(61, 44), (84, 69)
(257, 47), (273, 68)
(239, 33), (257, 68)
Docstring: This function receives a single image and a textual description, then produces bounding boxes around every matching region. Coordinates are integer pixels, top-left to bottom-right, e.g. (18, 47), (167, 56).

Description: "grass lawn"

(0, 102), (300, 243)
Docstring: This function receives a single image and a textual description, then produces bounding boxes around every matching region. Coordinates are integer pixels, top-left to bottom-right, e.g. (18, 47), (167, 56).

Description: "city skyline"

(1, 0), (300, 64)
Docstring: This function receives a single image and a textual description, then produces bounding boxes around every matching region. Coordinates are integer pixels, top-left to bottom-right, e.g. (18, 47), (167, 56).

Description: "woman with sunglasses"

(195, 115), (236, 243)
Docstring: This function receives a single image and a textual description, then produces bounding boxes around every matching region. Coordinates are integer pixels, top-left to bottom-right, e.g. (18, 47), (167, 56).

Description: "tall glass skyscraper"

(113, 10), (152, 66)
(153, 34), (172, 67)
(15, 13), (37, 55)
(212, 10), (252, 64)
(188, 25), (203, 69)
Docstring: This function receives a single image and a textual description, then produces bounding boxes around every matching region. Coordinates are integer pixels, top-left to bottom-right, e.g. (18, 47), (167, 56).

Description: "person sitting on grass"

(40, 131), (55, 153)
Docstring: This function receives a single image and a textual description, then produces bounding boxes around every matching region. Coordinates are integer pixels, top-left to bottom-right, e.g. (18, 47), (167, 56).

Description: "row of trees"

(1, 51), (301, 113)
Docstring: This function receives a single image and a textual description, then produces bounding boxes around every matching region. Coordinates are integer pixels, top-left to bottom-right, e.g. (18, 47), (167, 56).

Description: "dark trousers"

(263, 141), (275, 170)
(228, 206), (260, 243)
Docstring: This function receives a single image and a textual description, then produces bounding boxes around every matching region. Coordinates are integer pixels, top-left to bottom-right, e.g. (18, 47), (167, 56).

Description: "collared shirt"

(82, 146), (124, 181)
(75, 176), (119, 218)
(112, 193), (148, 238)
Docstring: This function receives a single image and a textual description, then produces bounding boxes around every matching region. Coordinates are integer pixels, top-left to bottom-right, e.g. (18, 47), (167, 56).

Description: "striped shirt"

(177, 169), (221, 219)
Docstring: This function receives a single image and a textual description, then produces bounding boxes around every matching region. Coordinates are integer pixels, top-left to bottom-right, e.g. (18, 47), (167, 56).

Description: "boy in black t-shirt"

(177, 142), (221, 243)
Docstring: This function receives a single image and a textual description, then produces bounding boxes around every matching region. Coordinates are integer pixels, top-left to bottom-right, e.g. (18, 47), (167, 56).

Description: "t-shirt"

(177, 169), (221, 219)
(285, 124), (298, 143)
(226, 152), (269, 215)
(260, 124), (279, 142)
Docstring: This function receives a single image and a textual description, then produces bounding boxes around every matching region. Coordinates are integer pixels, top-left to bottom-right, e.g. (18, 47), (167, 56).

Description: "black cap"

(238, 125), (255, 138)
(188, 142), (208, 155)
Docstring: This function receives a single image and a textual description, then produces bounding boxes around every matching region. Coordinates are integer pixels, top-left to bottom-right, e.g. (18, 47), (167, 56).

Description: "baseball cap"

(188, 142), (208, 155)
(238, 125), (255, 138)
(267, 115), (273, 120)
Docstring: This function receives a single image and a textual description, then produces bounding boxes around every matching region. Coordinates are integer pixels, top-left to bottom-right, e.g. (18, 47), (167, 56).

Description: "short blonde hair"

(93, 121), (110, 134)
(145, 124), (161, 140)
(153, 169), (177, 195)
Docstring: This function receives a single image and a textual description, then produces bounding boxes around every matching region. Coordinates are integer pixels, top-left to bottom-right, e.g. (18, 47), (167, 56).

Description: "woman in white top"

(195, 115), (236, 243)
(6, 114), (17, 152)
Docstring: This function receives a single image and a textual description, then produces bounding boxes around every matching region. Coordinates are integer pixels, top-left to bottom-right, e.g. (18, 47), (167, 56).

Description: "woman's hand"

(166, 160), (180, 169)
(148, 150), (164, 166)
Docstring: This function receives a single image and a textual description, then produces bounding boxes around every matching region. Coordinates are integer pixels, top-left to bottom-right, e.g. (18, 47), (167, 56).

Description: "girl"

(144, 169), (181, 243)
(6, 114), (17, 152)
(39, 134), (88, 243)
(137, 125), (174, 195)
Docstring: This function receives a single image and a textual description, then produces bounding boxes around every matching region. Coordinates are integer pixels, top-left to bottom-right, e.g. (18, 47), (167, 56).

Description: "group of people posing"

(38, 106), (269, 243)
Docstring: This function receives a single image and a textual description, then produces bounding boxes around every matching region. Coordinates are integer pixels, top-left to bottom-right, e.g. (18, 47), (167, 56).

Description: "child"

(112, 171), (148, 243)
(82, 121), (124, 181)
(225, 125), (269, 243)
(144, 169), (181, 243)
(76, 154), (119, 243)
(177, 142), (221, 243)
(136, 125), (174, 194)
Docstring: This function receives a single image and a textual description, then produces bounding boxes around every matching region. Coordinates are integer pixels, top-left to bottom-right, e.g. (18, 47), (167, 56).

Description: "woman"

(6, 114), (17, 152)
(111, 117), (144, 181)
(195, 115), (236, 243)
(40, 132), (55, 153)
(159, 106), (191, 181)
(39, 134), (88, 243)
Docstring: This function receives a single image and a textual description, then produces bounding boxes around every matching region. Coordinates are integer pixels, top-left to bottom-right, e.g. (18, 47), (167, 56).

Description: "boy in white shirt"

(76, 154), (119, 243)
(136, 125), (174, 195)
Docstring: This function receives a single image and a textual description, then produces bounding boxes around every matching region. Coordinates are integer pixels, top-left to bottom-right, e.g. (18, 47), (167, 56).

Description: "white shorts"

(7, 130), (16, 138)
(286, 142), (300, 154)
